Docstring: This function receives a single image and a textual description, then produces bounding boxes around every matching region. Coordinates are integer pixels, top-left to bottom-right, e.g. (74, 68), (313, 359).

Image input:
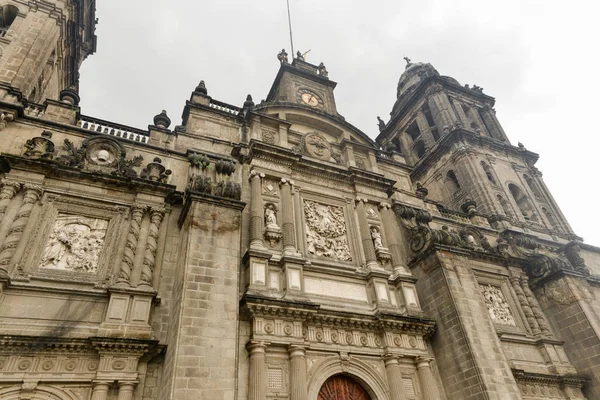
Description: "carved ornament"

(304, 200), (351, 261)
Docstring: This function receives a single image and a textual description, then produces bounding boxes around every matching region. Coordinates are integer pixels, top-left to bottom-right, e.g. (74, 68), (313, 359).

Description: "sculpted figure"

(318, 62), (328, 77)
(277, 49), (288, 64)
(371, 227), (384, 249)
(265, 204), (278, 227)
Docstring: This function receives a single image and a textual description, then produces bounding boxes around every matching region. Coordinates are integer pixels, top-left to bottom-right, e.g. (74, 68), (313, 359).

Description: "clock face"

(297, 89), (323, 108)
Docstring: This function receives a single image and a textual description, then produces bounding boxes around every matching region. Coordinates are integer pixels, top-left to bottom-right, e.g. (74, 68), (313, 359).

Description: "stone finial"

(415, 182), (428, 199)
(194, 80), (208, 95)
(153, 110), (171, 128)
(403, 56), (412, 69)
(243, 94), (255, 109)
(59, 86), (80, 106)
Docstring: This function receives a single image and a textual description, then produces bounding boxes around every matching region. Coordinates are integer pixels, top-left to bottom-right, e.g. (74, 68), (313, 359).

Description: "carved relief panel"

(479, 283), (516, 326)
(17, 194), (127, 284)
(303, 199), (352, 261)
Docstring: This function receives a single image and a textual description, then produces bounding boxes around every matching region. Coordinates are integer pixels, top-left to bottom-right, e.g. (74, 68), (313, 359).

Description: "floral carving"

(40, 214), (108, 273)
(304, 200), (351, 261)
(112, 154), (144, 179)
(56, 139), (85, 168)
(479, 284), (516, 326)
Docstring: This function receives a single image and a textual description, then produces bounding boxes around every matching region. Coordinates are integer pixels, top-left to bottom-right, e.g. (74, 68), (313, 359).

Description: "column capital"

(415, 356), (434, 368)
(378, 202), (391, 210)
(280, 177), (294, 187)
(355, 197), (368, 205)
(287, 344), (306, 358)
(249, 170), (265, 180)
(246, 340), (269, 354)
(382, 353), (400, 365)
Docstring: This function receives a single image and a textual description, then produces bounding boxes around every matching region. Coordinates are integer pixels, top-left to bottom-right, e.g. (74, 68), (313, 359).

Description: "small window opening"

(406, 121), (421, 142)
(414, 141), (426, 159)
(508, 183), (536, 220)
(0, 5), (18, 37)
(446, 170), (461, 193)
(481, 161), (496, 184)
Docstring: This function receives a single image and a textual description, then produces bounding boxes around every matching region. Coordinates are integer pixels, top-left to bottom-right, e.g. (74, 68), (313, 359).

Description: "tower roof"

(396, 59), (439, 100)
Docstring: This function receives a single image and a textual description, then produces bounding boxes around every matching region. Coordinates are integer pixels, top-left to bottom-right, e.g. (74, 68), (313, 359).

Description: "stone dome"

(396, 61), (439, 99)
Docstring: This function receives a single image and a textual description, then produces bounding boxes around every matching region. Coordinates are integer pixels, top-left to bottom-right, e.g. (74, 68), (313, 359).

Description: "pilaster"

(383, 355), (409, 400)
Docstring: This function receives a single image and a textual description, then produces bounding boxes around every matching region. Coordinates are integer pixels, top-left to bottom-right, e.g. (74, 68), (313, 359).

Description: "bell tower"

(0, 0), (96, 103)
(377, 59), (575, 239)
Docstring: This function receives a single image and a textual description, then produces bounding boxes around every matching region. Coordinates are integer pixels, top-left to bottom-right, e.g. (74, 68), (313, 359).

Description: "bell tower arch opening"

(318, 374), (372, 400)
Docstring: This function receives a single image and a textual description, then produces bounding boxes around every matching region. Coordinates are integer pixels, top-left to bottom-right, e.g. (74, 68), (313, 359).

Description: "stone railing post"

(0, 184), (42, 275)
(250, 171), (266, 249)
(288, 345), (308, 400)
(247, 341), (268, 400)
(139, 207), (165, 288)
(416, 357), (441, 400)
(280, 179), (297, 254)
(356, 198), (378, 268)
(116, 205), (146, 285)
(383, 354), (409, 400)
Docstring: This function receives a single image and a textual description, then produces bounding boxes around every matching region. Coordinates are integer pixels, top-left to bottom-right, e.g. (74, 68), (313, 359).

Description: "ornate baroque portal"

(318, 375), (371, 400)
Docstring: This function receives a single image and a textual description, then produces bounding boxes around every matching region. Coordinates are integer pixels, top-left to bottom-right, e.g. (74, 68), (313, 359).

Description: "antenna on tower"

(286, 0), (295, 57)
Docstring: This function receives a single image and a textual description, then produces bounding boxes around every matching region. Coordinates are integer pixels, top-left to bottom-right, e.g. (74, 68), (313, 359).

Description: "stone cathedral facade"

(0, 2), (600, 400)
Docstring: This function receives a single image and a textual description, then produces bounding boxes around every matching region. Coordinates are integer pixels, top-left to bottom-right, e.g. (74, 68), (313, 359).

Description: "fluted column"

(509, 275), (541, 336)
(416, 357), (441, 400)
(427, 89), (456, 132)
(288, 345), (308, 400)
(139, 207), (164, 288)
(0, 180), (20, 222)
(280, 179), (297, 254)
(356, 198), (377, 267)
(247, 341), (268, 400)
(250, 171), (266, 249)
(521, 276), (552, 337)
(414, 111), (435, 146)
(90, 382), (110, 400)
(117, 205), (145, 285)
(379, 203), (409, 275)
(117, 382), (136, 400)
(0, 184), (42, 275)
(384, 355), (409, 400)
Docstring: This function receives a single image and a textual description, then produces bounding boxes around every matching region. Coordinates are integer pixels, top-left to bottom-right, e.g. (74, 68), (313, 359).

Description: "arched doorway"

(318, 374), (372, 400)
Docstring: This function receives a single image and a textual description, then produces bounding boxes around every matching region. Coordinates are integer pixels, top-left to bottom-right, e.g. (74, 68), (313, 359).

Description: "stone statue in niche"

(479, 284), (516, 326)
(371, 226), (391, 264)
(304, 200), (351, 261)
(263, 203), (281, 246)
(265, 204), (278, 227)
(40, 214), (108, 273)
(371, 227), (384, 249)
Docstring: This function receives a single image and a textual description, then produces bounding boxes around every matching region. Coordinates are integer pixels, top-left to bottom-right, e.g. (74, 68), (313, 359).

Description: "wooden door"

(317, 375), (371, 400)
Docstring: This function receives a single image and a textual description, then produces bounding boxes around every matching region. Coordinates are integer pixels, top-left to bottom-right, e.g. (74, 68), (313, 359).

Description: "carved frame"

(18, 193), (128, 285)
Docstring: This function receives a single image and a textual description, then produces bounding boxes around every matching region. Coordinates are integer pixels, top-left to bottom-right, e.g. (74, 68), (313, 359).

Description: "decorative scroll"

(479, 284), (516, 326)
(304, 200), (351, 261)
(40, 214), (108, 273)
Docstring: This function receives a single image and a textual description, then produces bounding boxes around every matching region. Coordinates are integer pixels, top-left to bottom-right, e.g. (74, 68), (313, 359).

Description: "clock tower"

(264, 53), (339, 116)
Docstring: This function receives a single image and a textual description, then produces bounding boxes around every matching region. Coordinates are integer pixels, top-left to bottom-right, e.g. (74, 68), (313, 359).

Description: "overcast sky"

(79, 0), (600, 246)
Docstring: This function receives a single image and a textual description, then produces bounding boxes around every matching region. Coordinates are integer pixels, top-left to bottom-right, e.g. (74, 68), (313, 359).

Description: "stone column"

(521, 276), (552, 337)
(90, 382), (110, 400)
(427, 88), (456, 132)
(247, 341), (268, 400)
(280, 179), (297, 254)
(0, 184), (42, 275)
(288, 345), (308, 400)
(355, 198), (378, 268)
(414, 111), (435, 146)
(117, 382), (136, 400)
(139, 207), (164, 288)
(416, 357), (441, 400)
(383, 355), (409, 400)
(509, 275), (541, 336)
(379, 203), (409, 275)
(0, 180), (20, 221)
(480, 106), (507, 141)
(451, 99), (469, 127)
(250, 172), (266, 249)
(116, 205), (145, 285)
